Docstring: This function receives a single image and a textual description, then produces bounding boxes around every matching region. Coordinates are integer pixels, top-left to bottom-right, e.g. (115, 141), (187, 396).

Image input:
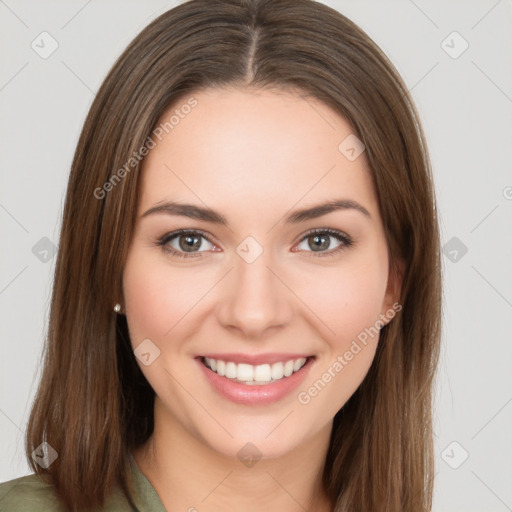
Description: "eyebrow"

(141, 198), (371, 225)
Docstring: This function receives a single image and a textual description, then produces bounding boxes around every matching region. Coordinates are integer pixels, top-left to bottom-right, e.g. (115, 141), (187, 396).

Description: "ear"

(380, 258), (404, 325)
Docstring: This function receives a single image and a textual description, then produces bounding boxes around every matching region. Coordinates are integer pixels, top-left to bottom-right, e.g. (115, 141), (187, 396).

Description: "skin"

(123, 87), (401, 511)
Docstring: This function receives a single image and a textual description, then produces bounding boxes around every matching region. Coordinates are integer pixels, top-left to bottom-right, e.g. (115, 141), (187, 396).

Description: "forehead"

(138, 87), (379, 221)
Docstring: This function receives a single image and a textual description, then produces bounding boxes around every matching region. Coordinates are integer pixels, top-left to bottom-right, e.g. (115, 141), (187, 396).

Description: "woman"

(0, 0), (442, 510)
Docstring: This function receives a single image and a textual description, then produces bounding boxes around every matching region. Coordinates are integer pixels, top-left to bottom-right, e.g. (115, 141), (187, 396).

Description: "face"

(122, 87), (400, 460)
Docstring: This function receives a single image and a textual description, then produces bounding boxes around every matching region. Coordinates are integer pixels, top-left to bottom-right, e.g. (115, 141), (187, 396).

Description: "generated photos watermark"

(93, 96), (198, 200)
(297, 301), (402, 405)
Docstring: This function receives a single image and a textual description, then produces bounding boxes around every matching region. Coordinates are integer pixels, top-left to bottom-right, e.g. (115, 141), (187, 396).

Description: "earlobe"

(115, 280), (126, 315)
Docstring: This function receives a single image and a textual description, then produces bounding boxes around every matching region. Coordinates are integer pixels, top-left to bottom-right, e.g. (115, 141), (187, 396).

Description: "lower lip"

(196, 357), (314, 405)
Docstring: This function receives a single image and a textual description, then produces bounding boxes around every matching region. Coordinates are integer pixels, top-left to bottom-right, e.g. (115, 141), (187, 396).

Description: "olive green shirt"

(0, 453), (166, 511)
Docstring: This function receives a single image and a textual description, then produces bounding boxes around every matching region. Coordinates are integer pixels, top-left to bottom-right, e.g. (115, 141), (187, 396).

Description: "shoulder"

(0, 473), (65, 511)
(0, 473), (140, 512)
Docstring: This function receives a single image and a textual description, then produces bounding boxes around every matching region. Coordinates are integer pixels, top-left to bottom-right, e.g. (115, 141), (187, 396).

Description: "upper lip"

(197, 353), (313, 365)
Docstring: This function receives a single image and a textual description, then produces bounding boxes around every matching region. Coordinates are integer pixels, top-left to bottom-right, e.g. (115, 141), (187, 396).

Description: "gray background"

(1, 1), (511, 510)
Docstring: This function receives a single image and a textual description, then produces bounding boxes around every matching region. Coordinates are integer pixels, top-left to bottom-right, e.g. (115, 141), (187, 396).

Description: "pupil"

(180, 234), (201, 252)
(310, 234), (328, 251)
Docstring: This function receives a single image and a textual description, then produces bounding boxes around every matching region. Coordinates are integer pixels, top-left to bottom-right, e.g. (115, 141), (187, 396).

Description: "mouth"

(195, 353), (316, 405)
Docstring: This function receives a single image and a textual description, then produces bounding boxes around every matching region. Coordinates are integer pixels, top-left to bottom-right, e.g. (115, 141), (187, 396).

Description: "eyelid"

(159, 228), (216, 244)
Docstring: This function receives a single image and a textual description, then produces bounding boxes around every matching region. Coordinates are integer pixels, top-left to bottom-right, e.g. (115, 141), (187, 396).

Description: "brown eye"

(295, 228), (353, 257)
(178, 233), (203, 252)
(306, 233), (331, 252)
(157, 230), (215, 258)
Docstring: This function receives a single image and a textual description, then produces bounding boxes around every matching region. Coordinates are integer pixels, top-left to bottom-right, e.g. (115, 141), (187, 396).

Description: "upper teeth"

(203, 357), (308, 384)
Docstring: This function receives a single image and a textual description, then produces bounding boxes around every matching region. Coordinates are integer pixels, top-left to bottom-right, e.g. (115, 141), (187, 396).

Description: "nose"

(215, 246), (294, 339)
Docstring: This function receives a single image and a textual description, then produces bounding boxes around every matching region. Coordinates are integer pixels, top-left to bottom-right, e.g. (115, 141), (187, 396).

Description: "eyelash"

(156, 228), (353, 259)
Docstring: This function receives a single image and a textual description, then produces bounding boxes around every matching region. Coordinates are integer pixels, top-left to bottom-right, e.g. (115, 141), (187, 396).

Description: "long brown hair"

(25, 0), (442, 510)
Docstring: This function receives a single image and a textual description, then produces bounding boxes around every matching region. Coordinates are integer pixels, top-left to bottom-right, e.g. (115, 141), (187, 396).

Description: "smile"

(202, 356), (308, 385)
(196, 354), (315, 405)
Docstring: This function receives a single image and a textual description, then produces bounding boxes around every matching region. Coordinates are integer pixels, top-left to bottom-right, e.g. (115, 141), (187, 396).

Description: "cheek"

(296, 268), (385, 418)
(302, 259), (387, 413)
(296, 257), (388, 344)
(122, 249), (200, 345)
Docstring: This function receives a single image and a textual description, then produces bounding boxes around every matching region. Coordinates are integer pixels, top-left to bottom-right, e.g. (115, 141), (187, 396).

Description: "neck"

(133, 400), (334, 512)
